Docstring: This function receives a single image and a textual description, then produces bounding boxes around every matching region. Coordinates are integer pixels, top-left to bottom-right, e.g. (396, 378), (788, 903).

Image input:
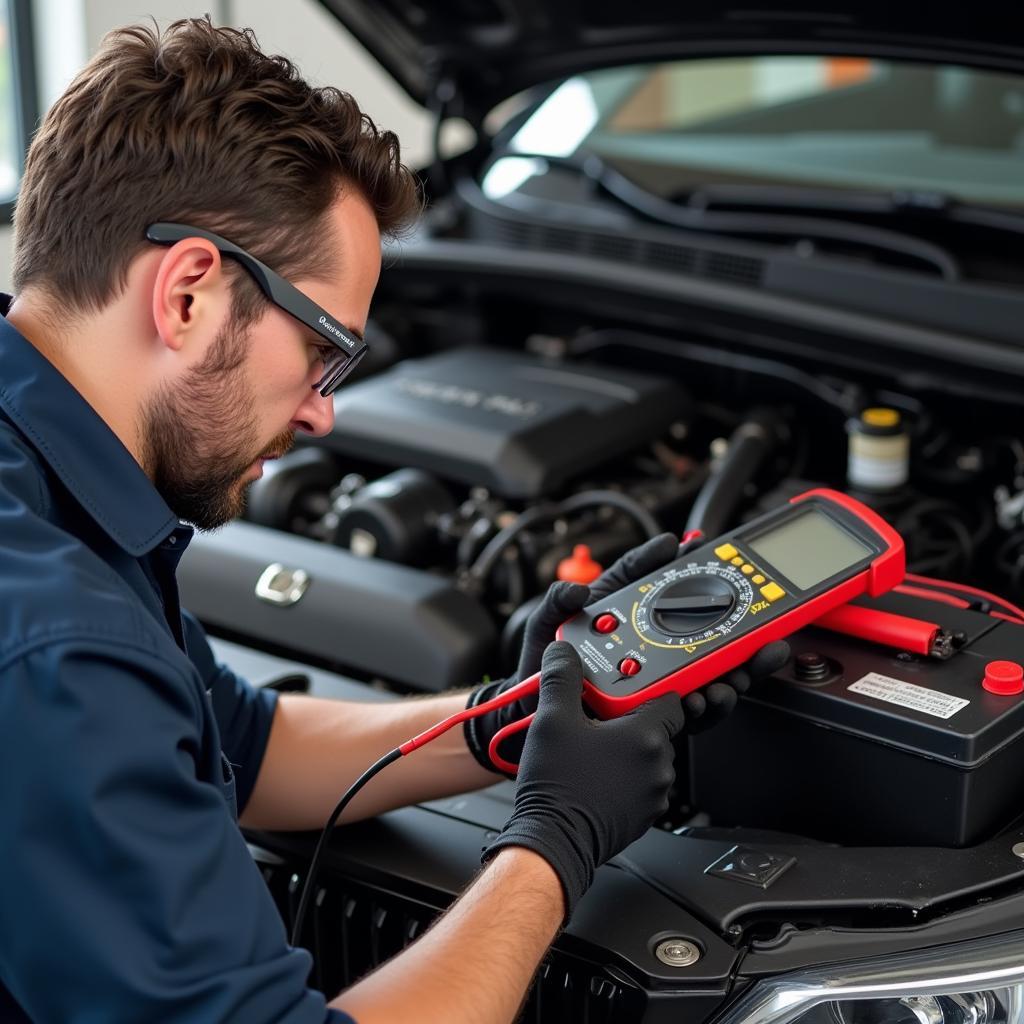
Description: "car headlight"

(717, 931), (1024, 1024)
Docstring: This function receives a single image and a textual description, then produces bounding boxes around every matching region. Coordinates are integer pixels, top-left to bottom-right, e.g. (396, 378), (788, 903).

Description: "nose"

(291, 386), (335, 437)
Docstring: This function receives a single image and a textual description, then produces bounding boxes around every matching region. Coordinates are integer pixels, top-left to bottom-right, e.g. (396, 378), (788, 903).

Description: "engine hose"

(456, 516), (498, 569)
(466, 490), (661, 592)
(557, 489), (661, 539)
(464, 503), (559, 593)
(685, 408), (781, 538)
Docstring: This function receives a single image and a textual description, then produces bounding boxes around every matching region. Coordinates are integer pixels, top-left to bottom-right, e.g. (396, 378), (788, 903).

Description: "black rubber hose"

(557, 489), (661, 539)
(685, 409), (781, 538)
(456, 516), (499, 571)
(466, 490), (661, 592)
(465, 504), (559, 593)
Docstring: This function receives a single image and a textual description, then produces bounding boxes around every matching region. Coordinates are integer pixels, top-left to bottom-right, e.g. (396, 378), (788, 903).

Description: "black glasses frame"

(145, 222), (367, 396)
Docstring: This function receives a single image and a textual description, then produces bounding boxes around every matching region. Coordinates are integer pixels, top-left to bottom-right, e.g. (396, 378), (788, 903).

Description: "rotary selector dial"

(652, 575), (736, 634)
(634, 562), (755, 649)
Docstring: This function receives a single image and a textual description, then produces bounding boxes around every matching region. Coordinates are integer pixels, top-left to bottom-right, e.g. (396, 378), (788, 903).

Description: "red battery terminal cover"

(983, 661), (1024, 696)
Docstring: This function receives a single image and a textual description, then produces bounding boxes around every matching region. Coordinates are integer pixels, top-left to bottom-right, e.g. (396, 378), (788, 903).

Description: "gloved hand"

(680, 640), (790, 734)
(464, 532), (791, 772)
(463, 532), (681, 773)
(483, 641), (685, 920)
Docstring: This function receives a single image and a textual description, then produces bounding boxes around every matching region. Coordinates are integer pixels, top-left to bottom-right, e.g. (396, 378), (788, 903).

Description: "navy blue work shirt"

(0, 297), (354, 1023)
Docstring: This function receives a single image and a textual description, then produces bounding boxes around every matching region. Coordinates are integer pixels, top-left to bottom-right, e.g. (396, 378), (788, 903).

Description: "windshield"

(484, 57), (1024, 209)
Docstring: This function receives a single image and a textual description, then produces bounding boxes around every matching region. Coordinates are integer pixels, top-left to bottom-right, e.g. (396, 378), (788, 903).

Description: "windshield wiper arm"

(493, 151), (961, 280)
(687, 183), (1024, 237)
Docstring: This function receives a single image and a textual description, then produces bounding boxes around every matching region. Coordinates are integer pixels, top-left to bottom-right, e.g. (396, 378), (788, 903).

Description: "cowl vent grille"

(467, 202), (766, 290)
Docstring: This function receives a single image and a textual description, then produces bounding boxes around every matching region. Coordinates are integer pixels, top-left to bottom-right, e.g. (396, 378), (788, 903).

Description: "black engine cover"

(321, 348), (689, 498)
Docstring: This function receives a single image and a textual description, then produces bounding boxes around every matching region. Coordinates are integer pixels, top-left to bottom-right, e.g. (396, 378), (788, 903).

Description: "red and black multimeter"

(485, 488), (904, 772)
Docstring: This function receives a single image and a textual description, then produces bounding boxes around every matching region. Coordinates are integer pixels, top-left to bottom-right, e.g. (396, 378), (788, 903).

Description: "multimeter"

(483, 488), (904, 771)
(557, 487), (904, 717)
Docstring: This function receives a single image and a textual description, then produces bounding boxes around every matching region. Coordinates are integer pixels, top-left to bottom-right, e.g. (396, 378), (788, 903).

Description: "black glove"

(463, 532), (681, 773)
(680, 640), (790, 734)
(483, 641), (685, 920)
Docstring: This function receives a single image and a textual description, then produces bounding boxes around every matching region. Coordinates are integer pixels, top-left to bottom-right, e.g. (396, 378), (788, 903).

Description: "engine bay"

(178, 265), (1024, 1015)
(181, 307), (1024, 844)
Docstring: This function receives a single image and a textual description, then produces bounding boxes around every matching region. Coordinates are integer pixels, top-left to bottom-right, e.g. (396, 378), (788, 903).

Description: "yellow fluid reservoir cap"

(861, 407), (900, 429)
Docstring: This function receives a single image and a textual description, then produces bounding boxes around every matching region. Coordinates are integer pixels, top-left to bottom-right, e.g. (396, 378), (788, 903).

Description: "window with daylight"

(0, 0), (37, 218)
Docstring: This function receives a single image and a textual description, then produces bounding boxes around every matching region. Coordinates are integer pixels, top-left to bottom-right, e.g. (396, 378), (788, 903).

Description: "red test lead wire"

(398, 673), (541, 757)
(991, 611), (1024, 625)
(893, 583), (970, 609)
(904, 572), (1024, 623)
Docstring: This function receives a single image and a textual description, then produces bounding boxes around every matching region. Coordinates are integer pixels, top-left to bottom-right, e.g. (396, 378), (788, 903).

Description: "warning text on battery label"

(849, 672), (969, 719)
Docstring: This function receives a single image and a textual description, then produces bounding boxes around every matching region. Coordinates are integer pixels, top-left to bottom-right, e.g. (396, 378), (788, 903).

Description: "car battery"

(689, 589), (1024, 847)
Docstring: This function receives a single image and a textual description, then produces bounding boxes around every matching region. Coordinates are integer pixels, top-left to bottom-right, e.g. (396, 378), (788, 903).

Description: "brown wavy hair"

(12, 17), (421, 322)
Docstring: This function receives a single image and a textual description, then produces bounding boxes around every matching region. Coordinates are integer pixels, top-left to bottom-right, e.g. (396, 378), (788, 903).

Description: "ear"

(150, 238), (227, 352)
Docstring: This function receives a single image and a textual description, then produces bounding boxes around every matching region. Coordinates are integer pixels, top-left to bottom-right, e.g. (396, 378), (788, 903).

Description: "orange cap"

(556, 544), (603, 584)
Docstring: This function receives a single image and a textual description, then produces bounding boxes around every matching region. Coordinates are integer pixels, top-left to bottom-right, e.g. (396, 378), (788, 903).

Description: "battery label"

(848, 672), (969, 719)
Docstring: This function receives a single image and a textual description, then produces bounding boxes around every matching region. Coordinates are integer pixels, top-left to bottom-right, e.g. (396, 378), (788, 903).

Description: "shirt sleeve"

(182, 609), (278, 815)
(0, 635), (340, 1024)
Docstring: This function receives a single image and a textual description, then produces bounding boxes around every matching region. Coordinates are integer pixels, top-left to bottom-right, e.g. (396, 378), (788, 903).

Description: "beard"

(139, 322), (293, 531)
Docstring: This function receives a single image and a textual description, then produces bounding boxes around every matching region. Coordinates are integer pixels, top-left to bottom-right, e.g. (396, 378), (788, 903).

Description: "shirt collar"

(0, 294), (181, 556)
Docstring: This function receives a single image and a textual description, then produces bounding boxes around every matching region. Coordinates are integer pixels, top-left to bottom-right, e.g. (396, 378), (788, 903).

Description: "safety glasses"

(145, 222), (367, 396)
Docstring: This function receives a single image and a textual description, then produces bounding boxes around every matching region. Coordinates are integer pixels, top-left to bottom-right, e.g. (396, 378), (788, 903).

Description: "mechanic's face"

(142, 191), (382, 530)
(139, 319), (280, 530)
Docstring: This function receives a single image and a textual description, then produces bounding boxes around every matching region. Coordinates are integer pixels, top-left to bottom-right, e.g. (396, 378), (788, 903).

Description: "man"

(0, 18), (786, 1023)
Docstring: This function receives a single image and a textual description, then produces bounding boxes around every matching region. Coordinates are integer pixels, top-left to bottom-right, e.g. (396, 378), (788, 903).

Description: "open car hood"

(319, 2), (1024, 118)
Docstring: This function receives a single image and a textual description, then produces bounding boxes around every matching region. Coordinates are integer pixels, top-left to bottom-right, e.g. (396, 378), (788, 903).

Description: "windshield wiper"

(490, 150), (962, 280)
(685, 183), (1024, 238)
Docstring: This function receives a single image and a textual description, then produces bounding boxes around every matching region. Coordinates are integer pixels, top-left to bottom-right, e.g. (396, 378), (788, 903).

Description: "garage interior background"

(0, 0), (433, 286)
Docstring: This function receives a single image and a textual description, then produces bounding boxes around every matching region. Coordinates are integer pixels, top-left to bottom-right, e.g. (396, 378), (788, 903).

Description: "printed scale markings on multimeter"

(558, 488), (905, 717)
(605, 544), (780, 653)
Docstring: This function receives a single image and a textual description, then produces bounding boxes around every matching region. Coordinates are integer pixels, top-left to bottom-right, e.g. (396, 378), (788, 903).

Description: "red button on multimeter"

(485, 488), (905, 773)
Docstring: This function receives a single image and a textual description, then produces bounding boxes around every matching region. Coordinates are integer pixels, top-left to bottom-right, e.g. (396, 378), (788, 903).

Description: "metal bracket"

(255, 563), (311, 607)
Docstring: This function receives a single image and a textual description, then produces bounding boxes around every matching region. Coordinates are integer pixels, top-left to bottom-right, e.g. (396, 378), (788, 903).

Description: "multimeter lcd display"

(748, 507), (872, 590)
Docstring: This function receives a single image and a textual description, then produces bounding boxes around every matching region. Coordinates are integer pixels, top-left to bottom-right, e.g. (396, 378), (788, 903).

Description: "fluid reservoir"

(847, 407), (910, 491)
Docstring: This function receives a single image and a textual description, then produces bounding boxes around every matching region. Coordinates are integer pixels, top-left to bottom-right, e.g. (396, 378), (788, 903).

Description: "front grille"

(252, 845), (645, 1022)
